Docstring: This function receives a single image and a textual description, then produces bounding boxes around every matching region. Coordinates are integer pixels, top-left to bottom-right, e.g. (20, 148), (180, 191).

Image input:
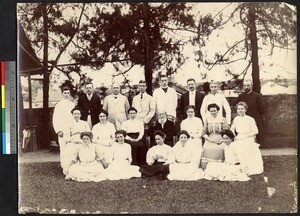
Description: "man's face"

(62, 90), (70, 100)
(139, 83), (147, 93)
(86, 84), (93, 95)
(160, 77), (168, 88)
(243, 81), (253, 93)
(112, 84), (120, 95)
(187, 81), (196, 91)
(210, 83), (218, 94)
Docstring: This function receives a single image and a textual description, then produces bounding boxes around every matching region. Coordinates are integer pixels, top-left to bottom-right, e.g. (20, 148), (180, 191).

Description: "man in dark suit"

(77, 82), (102, 129)
(180, 78), (205, 121)
(236, 79), (265, 144)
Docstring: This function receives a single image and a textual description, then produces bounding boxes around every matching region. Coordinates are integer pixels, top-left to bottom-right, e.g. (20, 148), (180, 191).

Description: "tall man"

(236, 79), (265, 143)
(180, 78), (205, 120)
(200, 80), (231, 124)
(77, 82), (102, 129)
(103, 82), (130, 130)
(152, 75), (178, 121)
(132, 80), (156, 125)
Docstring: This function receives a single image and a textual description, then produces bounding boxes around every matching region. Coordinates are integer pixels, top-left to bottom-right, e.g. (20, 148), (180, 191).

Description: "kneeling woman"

(66, 132), (107, 182)
(105, 130), (141, 180)
(168, 130), (204, 181)
(140, 131), (175, 180)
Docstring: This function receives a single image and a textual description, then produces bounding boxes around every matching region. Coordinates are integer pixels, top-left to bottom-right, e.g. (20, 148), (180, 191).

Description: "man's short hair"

(210, 80), (218, 85)
(85, 82), (93, 87)
(187, 78), (196, 83)
(139, 80), (147, 84)
(160, 74), (168, 80)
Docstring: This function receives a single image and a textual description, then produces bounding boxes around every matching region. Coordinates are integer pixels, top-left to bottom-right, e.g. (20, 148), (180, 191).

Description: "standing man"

(77, 82), (102, 129)
(153, 75), (178, 121)
(236, 79), (265, 144)
(52, 84), (75, 172)
(103, 82), (130, 130)
(180, 78), (205, 121)
(200, 80), (231, 124)
(132, 80), (156, 125)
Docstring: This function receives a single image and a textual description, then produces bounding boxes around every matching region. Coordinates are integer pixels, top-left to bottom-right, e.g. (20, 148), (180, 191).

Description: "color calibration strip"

(0, 61), (17, 154)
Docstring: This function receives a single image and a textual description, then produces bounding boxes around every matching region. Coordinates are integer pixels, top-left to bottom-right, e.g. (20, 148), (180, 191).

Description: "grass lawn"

(19, 155), (297, 214)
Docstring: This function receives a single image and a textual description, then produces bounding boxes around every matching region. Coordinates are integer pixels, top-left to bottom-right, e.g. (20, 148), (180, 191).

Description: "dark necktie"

(141, 93), (143, 99)
(162, 88), (168, 93)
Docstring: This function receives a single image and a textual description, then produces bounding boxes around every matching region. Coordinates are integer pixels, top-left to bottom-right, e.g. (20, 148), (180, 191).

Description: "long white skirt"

(204, 162), (250, 181)
(67, 160), (107, 182)
(168, 163), (204, 181)
(105, 160), (141, 180)
(231, 139), (264, 175)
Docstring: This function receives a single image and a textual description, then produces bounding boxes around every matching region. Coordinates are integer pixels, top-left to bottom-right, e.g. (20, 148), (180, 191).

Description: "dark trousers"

(126, 133), (147, 166)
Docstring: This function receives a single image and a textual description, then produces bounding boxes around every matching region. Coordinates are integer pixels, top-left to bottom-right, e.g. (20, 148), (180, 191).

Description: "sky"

(19, 2), (297, 93)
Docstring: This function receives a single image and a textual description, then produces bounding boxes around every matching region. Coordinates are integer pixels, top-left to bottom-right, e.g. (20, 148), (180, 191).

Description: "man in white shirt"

(200, 80), (231, 124)
(152, 75), (178, 121)
(103, 82), (130, 130)
(132, 80), (156, 125)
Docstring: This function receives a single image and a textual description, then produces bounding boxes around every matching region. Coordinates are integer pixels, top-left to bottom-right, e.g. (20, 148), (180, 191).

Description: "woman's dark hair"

(99, 109), (108, 117)
(71, 106), (82, 114)
(154, 130), (166, 139)
(236, 101), (248, 111)
(80, 131), (93, 140)
(221, 129), (235, 140)
(127, 107), (137, 114)
(177, 130), (190, 139)
(115, 130), (127, 137)
(207, 103), (220, 111)
(185, 105), (195, 113)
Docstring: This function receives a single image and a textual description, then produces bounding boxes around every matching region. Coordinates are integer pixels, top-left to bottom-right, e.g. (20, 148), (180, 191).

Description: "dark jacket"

(180, 90), (205, 120)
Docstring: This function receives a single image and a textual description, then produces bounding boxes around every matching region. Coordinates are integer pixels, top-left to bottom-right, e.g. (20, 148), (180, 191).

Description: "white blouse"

(92, 122), (116, 146)
(146, 144), (175, 165)
(121, 118), (144, 140)
(172, 140), (195, 163)
(180, 117), (203, 139)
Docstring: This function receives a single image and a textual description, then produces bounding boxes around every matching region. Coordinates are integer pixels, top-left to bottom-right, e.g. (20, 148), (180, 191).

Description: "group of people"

(52, 75), (264, 182)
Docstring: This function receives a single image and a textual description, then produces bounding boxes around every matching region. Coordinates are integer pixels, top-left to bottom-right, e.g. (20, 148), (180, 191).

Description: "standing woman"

(121, 107), (146, 166)
(140, 131), (175, 180)
(230, 102), (263, 175)
(105, 130), (141, 180)
(201, 103), (229, 170)
(66, 132), (107, 182)
(180, 105), (203, 164)
(92, 109), (116, 163)
(168, 130), (204, 181)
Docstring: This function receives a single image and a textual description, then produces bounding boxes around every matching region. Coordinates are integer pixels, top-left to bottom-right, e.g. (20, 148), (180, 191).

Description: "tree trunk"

(248, 3), (261, 93)
(142, 3), (153, 95)
(42, 4), (50, 147)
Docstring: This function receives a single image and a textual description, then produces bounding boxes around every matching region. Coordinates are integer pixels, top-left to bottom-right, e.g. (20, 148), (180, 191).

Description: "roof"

(17, 20), (44, 76)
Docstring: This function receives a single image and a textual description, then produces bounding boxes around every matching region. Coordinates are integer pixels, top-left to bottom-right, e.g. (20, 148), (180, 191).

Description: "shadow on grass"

(18, 155), (297, 214)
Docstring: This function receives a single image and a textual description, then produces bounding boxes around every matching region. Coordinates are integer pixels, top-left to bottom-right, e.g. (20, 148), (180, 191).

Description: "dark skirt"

(126, 132), (147, 166)
(139, 162), (170, 179)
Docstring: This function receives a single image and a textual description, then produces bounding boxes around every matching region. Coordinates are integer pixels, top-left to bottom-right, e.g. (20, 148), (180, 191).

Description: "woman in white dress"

(168, 130), (204, 181)
(66, 132), (107, 182)
(63, 107), (91, 175)
(204, 130), (250, 181)
(105, 130), (141, 180)
(201, 103), (229, 170)
(230, 101), (263, 175)
(121, 107), (146, 166)
(180, 105), (203, 165)
(139, 131), (175, 180)
(92, 109), (116, 163)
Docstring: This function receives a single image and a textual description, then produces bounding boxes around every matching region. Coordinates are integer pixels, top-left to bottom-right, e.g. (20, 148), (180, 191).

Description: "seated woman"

(63, 107), (91, 175)
(201, 103), (229, 170)
(140, 131), (175, 180)
(204, 130), (250, 181)
(168, 130), (204, 181)
(105, 130), (141, 180)
(230, 102), (264, 175)
(92, 109), (116, 163)
(66, 132), (107, 182)
(148, 112), (176, 147)
(121, 107), (146, 166)
(180, 105), (203, 164)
